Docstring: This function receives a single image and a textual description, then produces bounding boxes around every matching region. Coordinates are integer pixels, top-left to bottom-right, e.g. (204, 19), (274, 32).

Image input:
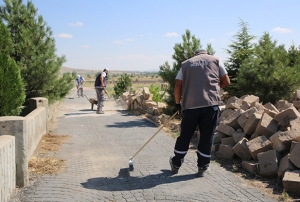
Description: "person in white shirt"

(75, 75), (85, 97)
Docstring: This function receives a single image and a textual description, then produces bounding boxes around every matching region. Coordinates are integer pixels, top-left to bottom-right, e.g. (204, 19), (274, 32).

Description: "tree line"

(0, 0), (74, 116)
(159, 21), (300, 114)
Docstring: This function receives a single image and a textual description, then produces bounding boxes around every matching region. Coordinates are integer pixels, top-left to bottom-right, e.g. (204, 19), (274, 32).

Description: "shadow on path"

(81, 168), (196, 191)
(106, 120), (157, 128)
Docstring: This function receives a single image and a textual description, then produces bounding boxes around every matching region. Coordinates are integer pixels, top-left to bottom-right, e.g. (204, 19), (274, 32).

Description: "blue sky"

(15, 1), (300, 71)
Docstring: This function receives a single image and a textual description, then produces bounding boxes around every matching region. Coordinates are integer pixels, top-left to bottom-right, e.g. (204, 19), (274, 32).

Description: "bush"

(0, 53), (25, 116)
(113, 74), (132, 97)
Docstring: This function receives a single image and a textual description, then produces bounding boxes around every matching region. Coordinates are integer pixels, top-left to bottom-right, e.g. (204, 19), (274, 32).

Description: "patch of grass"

(38, 133), (70, 151)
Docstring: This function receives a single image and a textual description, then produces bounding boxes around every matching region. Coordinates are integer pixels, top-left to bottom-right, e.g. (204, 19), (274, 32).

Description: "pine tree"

(113, 74), (132, 97)
(0, 20), (25, 116)
(237, 33), (300, 104)
(224, 20), (255, 96)
(158, 29), (201, 113)
(0, 0), (73, 103)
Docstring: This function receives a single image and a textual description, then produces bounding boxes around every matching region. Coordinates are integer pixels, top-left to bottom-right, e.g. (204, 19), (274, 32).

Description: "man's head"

(103, 68), (109, 73)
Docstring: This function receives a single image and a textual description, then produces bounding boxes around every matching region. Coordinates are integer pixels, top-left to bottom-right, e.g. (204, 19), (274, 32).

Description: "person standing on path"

(94, 68), (109, 114)
(169, 49), (230, 177)
(75, 75), (85, 97)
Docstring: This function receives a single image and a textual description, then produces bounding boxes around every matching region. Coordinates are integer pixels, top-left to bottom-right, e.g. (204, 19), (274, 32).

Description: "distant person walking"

(94, 68), (109, 114)
(75, 75), (85, 97)
(169, 49), (230, 177)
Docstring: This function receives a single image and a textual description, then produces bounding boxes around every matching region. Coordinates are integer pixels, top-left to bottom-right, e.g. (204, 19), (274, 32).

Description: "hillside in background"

(60, 66), (158, 76)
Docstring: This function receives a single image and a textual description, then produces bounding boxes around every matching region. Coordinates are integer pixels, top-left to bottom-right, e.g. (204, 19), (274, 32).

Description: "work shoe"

(96, 110), (104, 114)
(197, 166), (211, 177)
(169, 156), (179, 174)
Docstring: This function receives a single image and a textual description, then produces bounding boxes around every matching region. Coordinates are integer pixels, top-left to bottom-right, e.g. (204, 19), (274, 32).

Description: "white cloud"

(126, 38), (135, 42)
(272, 27), (292, 34)
(210, 38), (216, 42)
(82, 45), (89, 48)
(58, 33), (73, 38)
(113, 40), (124, 44)
(164, 32), (178, 37)
(68, 21), (83, 27)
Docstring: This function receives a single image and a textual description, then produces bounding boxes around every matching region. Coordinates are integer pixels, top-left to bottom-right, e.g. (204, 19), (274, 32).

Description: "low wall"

(0, 135), (16, 202)
(0, 98), (48, 188)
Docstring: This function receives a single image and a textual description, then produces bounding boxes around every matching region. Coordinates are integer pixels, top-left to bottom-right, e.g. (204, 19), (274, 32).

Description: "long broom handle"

(71, 87), (81, 97)
(131, 111), (179, 159)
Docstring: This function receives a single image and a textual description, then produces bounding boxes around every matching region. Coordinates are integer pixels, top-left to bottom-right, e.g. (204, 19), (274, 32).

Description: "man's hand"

(173, 103), (181, 114)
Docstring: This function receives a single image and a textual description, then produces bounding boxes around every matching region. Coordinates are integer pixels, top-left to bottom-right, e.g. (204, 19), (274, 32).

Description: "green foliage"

(113, 73), (132, 97)
(0, 20), (25, 116)
(224, 20), (255, 96)
(149, 84), (164, 103)
(159, 29), (201, 113)
(0, 53), (25, 116)
(236, 33), (300, 104)
(206, 43), (215, 55)
(0, 0), (72, 103)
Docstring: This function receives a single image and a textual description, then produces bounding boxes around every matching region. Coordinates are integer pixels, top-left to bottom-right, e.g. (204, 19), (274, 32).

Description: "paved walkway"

(10, 88), (277, 202)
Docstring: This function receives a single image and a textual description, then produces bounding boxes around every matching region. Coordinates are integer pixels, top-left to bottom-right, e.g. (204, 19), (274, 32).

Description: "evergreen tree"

(206, 43), (215, 55)
(237, 33), (300, 104)
(158, 29), (201, 113)
(0, 0), (73, 103)
(224, 20), (255, 96)
(0, 20), (25, 116)
(113, 73), (132, 97)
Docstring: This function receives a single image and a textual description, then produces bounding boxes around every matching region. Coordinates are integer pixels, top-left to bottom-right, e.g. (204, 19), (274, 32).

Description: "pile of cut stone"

(215, 92), (300, 195)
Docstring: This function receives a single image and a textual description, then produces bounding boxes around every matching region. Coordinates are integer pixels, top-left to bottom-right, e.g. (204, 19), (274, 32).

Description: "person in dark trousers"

(94, 68), (109, 114)
(169, 49), (230, 177)
(75, 75), (85, 97)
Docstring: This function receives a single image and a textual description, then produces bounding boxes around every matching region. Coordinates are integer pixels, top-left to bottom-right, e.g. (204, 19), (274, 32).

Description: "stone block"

(242, 161), (259, 174)
(282, 170), (300, 194)
(242, 95), (259, 105)
(250, 102), (265, 114)
(257, 150), (280, 177)
(233, 138), (252, 161)
(276, 100), (289, 111)
(294, 90), (300, 100)
(222, 109), (244, 129)
(157, 102), (167, 114)
(263, 108), (278, 118)
(274, 107), (300, 127)
(254, 113), (278, 138)
(212, 144), (220, 152)
(145, 100), (157, 108)
(264, 102), (279, 113)
(216, 123), (235, 136)
(243, 113), (262, 136)
(213, 132), (227, 144)
(232, 131), (246, 143)
(290, 141), (300, 168)
(269, 130), (300, 153)
(219, 109), (235, 123)
(293, 100), (300, 109)
(225, 96), (242, 110)
(122, 92), (130, 101)
(278, 154), (296, 178)
(241, 102), (250, 111)
(246, 136), (273, 161)
(289, 117), (300, 132)
(143, 87), (150, 100)
(217, 144), (235, 159)
(221, 137), (236, 146)
(290, 141), (297, 152)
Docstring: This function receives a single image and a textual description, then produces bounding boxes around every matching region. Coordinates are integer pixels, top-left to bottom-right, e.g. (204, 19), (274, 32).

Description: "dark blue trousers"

(172, 106), (219, 168)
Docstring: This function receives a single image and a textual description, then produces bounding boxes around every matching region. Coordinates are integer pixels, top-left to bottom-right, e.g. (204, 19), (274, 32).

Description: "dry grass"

(28, 133), (70, 176)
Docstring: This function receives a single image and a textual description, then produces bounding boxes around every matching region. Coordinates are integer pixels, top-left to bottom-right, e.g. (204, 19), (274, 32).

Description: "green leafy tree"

(224, 20), (255, 96)
(206, 43), (215, 55)
(0, 20), (25, 116)
(158, 29), (201, 113)
(113, 73), (132, 97)
(149, 84), (165, 103)
(237, 33), (300, 104)
(0, 0), (72, 103)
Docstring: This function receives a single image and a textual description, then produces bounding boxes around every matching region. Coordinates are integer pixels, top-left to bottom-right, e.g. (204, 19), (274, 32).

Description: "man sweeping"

(94, 68), (109, 114)
(75, 75), (85, 97)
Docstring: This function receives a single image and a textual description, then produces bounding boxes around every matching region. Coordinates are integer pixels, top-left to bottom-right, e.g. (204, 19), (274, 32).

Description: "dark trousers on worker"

(172, 106), (219, 168)
(95, 88), (104, 111)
